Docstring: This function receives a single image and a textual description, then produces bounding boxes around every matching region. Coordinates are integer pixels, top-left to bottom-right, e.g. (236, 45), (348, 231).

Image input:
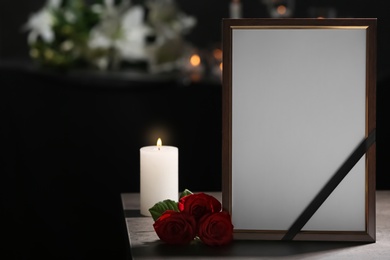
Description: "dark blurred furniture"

(0, 61), (222, 259)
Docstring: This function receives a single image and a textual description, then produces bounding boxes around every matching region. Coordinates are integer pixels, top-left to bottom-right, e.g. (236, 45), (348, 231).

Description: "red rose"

(153, 210), (197, 245)
(198, 211), (234, 246)
(178, 193), (222, 221)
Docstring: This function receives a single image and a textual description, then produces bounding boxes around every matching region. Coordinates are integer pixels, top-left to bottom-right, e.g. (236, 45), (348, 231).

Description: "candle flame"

(157, 138), (162, 150)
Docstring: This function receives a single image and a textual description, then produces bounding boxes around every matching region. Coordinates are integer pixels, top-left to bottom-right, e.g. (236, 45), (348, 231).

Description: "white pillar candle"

(140, 138), (178, 216)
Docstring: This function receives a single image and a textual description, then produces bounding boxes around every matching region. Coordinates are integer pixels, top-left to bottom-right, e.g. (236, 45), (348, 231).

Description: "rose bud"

(178, 193), (222, 222)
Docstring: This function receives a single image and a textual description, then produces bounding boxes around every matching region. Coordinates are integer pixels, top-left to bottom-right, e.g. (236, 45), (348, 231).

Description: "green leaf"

(149, 199), (179, 221)
(179, 189), (193, 199)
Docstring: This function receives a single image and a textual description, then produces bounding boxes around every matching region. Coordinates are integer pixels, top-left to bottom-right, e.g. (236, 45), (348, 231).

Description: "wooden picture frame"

(222, 18), (376, 242)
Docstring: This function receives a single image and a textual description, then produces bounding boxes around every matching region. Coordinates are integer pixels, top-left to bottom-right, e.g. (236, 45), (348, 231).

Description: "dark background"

(1, 0), (389, 190)
(1, 1), (389, 259)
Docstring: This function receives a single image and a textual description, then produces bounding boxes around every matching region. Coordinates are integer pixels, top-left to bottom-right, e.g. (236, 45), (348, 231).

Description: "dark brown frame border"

(222, 18), (377, 242)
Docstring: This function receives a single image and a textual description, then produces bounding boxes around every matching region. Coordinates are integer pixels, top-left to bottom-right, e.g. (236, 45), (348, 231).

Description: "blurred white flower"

(24, 0), (64, 44)
(175, 14), (196, 34)
(146, 0), (196, 39)
(87, 3), (122, 50)
(116, 6), (152, 60)
(25, 8), (55, 44)
(24, 0), (196, 71)
(91, 4), (104, 14)
(88, 30), (112, 50)
(104, 0), (115, 8)
(88, 4), (151, 61)
(64, 10), (77, 23)
(145, 0), (196, 72)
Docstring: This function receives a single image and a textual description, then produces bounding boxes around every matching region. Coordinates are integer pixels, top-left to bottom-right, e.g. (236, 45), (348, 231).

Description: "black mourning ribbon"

(282, 129), (376, 241)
